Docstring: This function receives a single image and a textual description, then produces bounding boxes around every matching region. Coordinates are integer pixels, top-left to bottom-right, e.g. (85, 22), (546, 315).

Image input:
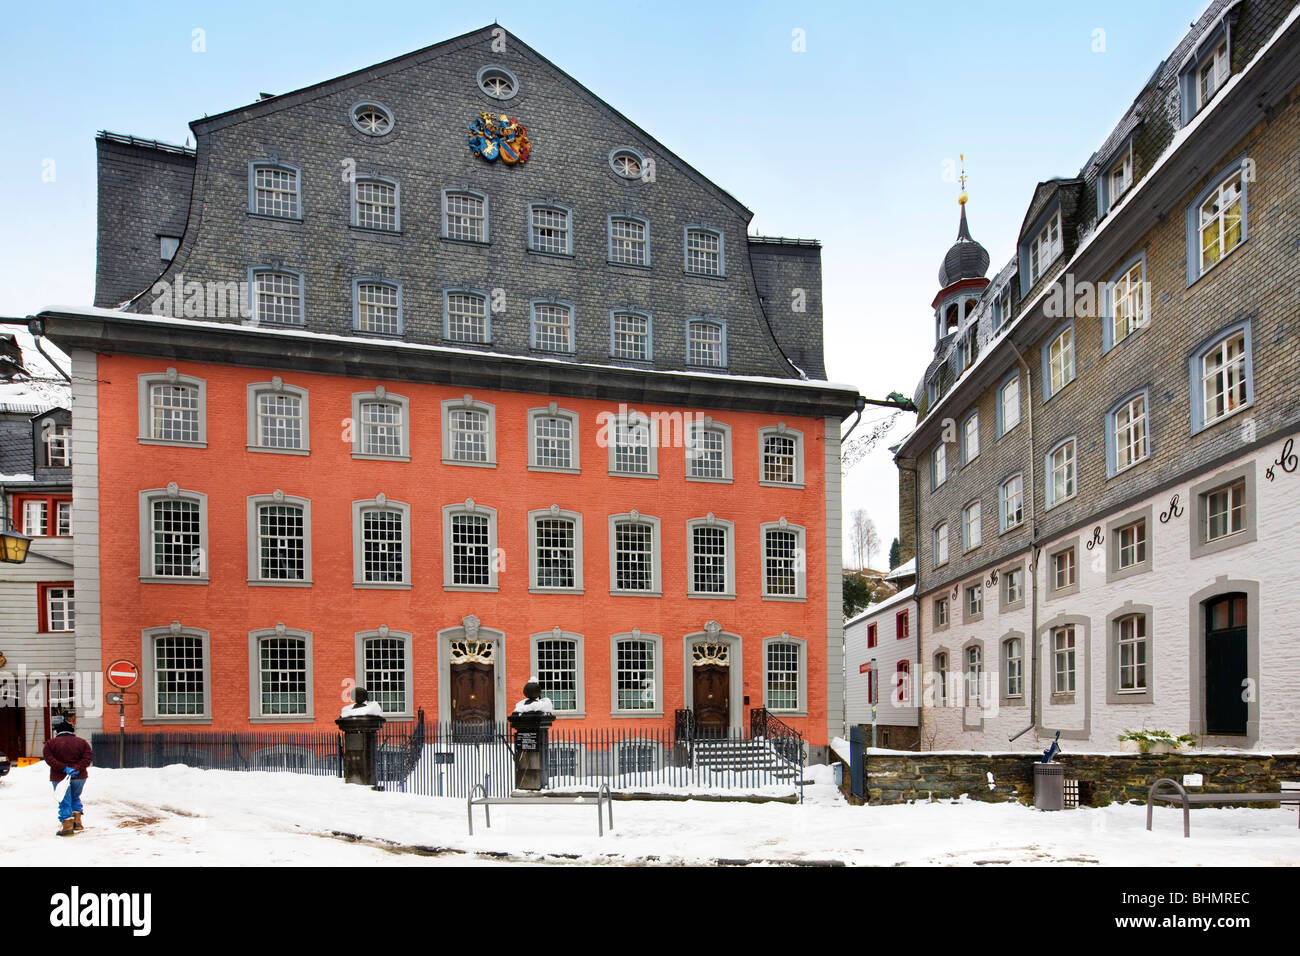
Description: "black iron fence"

(91, 729), (342, 776)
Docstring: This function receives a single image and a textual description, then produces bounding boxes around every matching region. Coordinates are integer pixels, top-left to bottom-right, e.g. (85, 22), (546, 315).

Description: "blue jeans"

(52, 777), (86, 822)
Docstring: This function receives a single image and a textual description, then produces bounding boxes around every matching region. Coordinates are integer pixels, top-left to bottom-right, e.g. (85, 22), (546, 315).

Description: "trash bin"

(1034, 762), (1064, 811)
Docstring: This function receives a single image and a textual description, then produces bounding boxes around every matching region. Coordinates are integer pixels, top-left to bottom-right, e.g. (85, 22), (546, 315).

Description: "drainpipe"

(1004, 340), (1039, 743)
(896, 457), (922, 750)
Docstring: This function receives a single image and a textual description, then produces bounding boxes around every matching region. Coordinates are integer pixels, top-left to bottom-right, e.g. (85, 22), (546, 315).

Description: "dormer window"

(1098, 142), (1134, 217)
(1198, 39), (1229, 107)
(1029, 212), (1061, 285)
(44, 422), (71, 468)
(1179, 19), (1234, 125)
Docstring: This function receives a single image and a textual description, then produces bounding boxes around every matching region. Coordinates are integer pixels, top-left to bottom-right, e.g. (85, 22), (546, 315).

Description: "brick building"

(889, 0), (1300, 751)
(41, 26), (859, 755)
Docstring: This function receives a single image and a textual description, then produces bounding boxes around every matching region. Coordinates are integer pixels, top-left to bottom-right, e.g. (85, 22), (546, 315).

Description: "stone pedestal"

(335, 696), (386, 788)
(508, 709), (556, 791)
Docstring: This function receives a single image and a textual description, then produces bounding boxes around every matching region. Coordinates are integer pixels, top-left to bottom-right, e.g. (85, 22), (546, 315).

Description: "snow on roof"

(845, 584), (916, 629)
(0, 324), (69, 412)
(885, 558), (916, 582)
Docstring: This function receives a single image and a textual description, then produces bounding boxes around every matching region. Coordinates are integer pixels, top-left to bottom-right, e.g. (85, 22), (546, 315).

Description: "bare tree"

(849, 508), (869, 570)
(865, 519), (881, 570)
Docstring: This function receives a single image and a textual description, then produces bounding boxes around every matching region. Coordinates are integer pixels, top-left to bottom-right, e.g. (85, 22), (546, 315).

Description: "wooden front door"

(1205, 594), (1248, 736)
(693, 664), (730, 735)
(450, 662), (495, 724)
(0, 704), (24, 759)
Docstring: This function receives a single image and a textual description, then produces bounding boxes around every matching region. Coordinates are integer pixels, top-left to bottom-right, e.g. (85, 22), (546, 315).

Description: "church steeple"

(937, 156), (990, 288)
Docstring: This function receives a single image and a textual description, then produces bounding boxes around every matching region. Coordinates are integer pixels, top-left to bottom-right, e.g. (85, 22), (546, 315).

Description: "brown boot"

(72, 812), (84, 831)
(57, 818), (75, 837)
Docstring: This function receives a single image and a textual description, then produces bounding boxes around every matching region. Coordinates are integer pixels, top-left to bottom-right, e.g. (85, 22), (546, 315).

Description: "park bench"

(1146, 777), (1300, 837)
(467, 782), (615, 836)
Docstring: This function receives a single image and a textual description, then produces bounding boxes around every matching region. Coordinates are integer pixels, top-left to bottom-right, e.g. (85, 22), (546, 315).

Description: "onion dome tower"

(932, 158), (991, 345)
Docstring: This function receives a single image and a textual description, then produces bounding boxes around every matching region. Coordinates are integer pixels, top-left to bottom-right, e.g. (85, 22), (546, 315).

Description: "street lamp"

(0, 526), (33, 564)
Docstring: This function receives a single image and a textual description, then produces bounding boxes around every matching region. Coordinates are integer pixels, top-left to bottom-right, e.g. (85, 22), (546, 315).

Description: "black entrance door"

(1205, 594), (1248, 737)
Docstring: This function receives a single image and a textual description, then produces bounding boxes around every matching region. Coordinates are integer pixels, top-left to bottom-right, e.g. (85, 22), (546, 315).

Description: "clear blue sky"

(0, 0), (1209, 556)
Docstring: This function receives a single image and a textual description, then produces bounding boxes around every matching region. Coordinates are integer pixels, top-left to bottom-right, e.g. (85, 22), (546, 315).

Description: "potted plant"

(1118, 729), (1197, 754)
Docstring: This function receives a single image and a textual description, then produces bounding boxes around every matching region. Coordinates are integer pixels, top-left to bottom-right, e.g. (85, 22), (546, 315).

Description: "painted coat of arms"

(468, 111), (531, 164)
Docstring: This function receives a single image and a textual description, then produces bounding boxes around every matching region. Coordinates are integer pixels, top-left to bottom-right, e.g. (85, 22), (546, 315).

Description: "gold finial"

(958, 153), (968, 206)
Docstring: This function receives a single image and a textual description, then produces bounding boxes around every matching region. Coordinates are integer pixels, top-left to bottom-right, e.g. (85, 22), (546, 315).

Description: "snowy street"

(2, 763), (1298, 867)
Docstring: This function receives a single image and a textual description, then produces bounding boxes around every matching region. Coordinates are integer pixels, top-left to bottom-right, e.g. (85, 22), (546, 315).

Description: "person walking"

(43, 714), (93, 836)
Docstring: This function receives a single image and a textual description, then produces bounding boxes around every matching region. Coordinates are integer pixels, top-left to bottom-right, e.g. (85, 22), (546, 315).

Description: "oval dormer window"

(351, 102), (394, 136)
(477, 66), (519, 100)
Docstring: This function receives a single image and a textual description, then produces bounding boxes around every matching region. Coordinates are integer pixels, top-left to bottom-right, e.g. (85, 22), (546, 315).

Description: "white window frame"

(527, 404), (580, 473)
(142, 625), (212, 723)
(997, 375), (1021, 436)
(441, 188), (488, 243)
(138, 486), (209, 584)
(686, 318), (728, 368)
(351, 497), (412, 589)
(1191, 323), (1253, 433)
(528, 506), (585, 593)
(352, 278), (403, 336)
(607, 214), (650, 267)
(1045, 437), (1077, 510)
(1003, 637), (1024, 699)
(1052, 625), (1077, 695)
(249, 267), (305, 327)
(999, 474), (1024, 532)
(443, 288), (492, 344)
(962, 410), (979, 464)
(762, 634), (807, 715)
(686, 515), (736, 598)
(685, 417), (732, 483)
(1115, 614), (1148, 695)
(609, 632), (664, 717)
(931, 441), (947, 490)
(354, 628), (414, 719)
(933, 522), (949, 568)
(350, 176), (400, 232)
(527, 202), (574, 256)
(605, 408), (659, 478)
(246, 493), (313, 586)
(962, 500), (982, 552)
(609, 309), (653, 361)
(1029, 211), (1062, 285)
(529, 299), (576, 353)
(608, 512), (662, 596)
(683, 225), (724, 277)
(138, 370), (207, 447)
(441, 501), (499, 591)
(1043, 323), (1075, 399)
(1107, 390), (1150, 477)
(758, 424), (805, 488)
(43, 585), (75, 633)
(1104, 256), (1148, 351)
(529, 631), (586, 717)
(760, 519), (806, 600)
(440, 395), (497, 467)
(248, 626), (315, 722)
(248, 161), (301, 220)
(350, 389), (409, 461)
(246, 380), (309, 455)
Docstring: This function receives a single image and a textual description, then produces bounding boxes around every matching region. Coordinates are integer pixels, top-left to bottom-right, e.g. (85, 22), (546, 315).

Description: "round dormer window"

(610, 148), (644, 179)
(351, 102), (394, 136)
(477, 66), (519, 100)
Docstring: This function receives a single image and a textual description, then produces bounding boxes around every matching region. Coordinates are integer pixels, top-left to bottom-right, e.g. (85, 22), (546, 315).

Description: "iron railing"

(91, 730), (342, 776)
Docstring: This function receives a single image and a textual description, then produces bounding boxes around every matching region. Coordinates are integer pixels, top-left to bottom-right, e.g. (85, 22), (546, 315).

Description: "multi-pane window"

(450, 513), (491, 586)
(867, 623), (878, 649)
(534, 415), (573, 470)
(534, 518), (576, 588)
(255, 391), (304, 450)
(685, 228), (721, 276)
(962, 500), (981, 551)
(57, 500), (71, 536)
(353, 180), (397, 231)
(150, 382), (200, 442)
(1117, 520), (1147, 569)
(254, 271), (302, 326)
(687, 426), (726, 479)
(762, 434), (797, 484)
(1199, 172), (1243, 271)
(935, 652), (948, 703)
(1111, 260), (1145, 345)
(615, 640), (655, 711)
(1200, 330), (1248, 427)
(1029, 212), (1061, 285)
(356, 282), (400, 335)
(1197, 39), (1228, 108)
(687, 320), (725, 367)
(44, 586), (75, 632)
(691, 525), (728, 593)
(609, 217), (647, 266)
(364, 638), (406, 714)
(361, 509), (405, 583)
(445, 292), (489, 343)
(1114, 394), (1148, 472)
(449, 408), (489, 463)
(932, 443), (947, 489)
(1000, 474), (1024, 530)
(966, 584), (983, 618)
(1205, 480), (1246, 541)
(1047, 326), (1074, 395)
(155, 635), (205, 716)
(963, 412), (979, 463)
(45, 424), (71, 467)
(1053, 548), (1075, 591)
(611, 312), (650, 360)
(20, 497), (71, 537)
(259, 638), (307, 715)
(613, 521), (654, 592)
(613, 418), (651, 474)
(1116, 614), (1148, 693)
(763, 528), (799, 597)
(23, 499), (46, 537)
(257, 504), (305, 581)
(151, 498), (203, 577)
(530, 205), (570, 254)
(444, 192), (485, 242)
(766, 642), (800, 711)
(1108, 151), (1132, 207)
(1000, 376), (1021, 433)
(252, 165), (298, 218)
(965, 646), (983, 703)
(536, 640), (577, 712)
(360, 401), (403, 457)
(1053, 625), (1076, 694)
(936, 598), (949, 627)
(1004, 638), (1023, 698)
(532, 303), (573, 352)
(1004, 568), (1023, 604)
(933, 522), (949, 567)
(1049, 439), (1076, 506)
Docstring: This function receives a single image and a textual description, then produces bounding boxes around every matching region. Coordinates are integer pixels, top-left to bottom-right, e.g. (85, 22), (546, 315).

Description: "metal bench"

(1146, 777), (1300, 837)
(467, 783), (614, 836)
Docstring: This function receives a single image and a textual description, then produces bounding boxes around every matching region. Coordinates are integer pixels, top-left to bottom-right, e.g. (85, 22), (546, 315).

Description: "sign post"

(106, 660), (140, 769)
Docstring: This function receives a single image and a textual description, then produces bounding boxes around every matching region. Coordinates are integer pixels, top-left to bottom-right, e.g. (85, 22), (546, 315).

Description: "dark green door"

(1205, 594), (1248, 737)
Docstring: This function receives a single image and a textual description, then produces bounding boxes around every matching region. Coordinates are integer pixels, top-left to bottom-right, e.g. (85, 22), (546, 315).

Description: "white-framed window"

(528, 203), (572, 255)
(43, 586), (75, 632)
(352, 497), (411, 587)
(763, 636), (805, 714)
(21, 499), (46, 537)
(1046, 438), (1077, 509)
(145, 626), (211, 721)
(1003, 567), (1024, 605)
(609, 148), (645, 179)
(934, 651), (949, 703)
(1004, 638), (1023, 698)
(352, 178), (399, 231)
(997, 375), (1020, 436)
(529, 507), (584, 592)
(966, 583), (983, 618)
(530, 300), (575, 353)
(935, 598), (949, 628)
(1205, 479), (1246, 542)
(1193, 325), (1252, 432)
(251, 269), (304, 326)
(1116, 614), (1148, 693)
(1029, 211), (1061, 285)
(442, 501), (498, 590)
(931, 442), (947, 490)
(139, 370), (206, 446)
(962, 500), (981, 552)
(686, 418), (732, 482)
(531, 633), (583, 714)
(606, 409), (657, 477)
(1053, 548), (1076, 591)
(933, 522), (949, 568)
(965, 644), (983, 704)
(246, 381), (308, 454)
(683, 226), (723, 276)
(138, 487), (209, 583)
(477, 65), (519, 100)
(1193, 38), (1230, 114)
(251, 628), (313, 720)
(1198, 170), (1243, 273)
(443, 289), (490, 344)
(246, 493), (312, 584)
(999, 474), (1024, 532)
(441, 396), (496, 467)
(248, 162), (300, 219)
(687, 516), (735, 597)
(758, 425), (804, 487)
(1108, 150), (1132, 210)
(44, 423), (71, 467)
(612, 634), (661, 714)
(992, 284), (1012, 334)
(350, 101), (394, 135)
(528, 404), (579, 473)
(353, 279), (401, 335)
(442, 189), (487, 242)
(686, 318), (726, 368)
(357, 629), (412, 717)
(609, 513), (661, 595)
(610, 310), (652, 361)
(962, 410), (979, 464)
(1053, 625), (1076, 694)
(1044, 324), (1075, 398)
(1107, 258), (1147, 349)
(1108, 392), (1149, 476)
(608, 215), (649, 266)
(1116, 520), (1147, 570)
(351, 389), (409, 460)
(761, 520), (806, 599)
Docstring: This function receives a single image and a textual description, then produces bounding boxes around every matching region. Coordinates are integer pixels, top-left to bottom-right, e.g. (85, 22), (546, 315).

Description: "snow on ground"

(2, 762), (1297, 867)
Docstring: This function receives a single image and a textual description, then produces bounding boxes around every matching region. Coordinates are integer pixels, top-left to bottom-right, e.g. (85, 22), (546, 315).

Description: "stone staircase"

(692, 737), (801, 780)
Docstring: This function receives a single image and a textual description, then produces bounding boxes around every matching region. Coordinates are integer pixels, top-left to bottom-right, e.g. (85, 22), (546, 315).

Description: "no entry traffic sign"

(106, 659), (140, 689)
